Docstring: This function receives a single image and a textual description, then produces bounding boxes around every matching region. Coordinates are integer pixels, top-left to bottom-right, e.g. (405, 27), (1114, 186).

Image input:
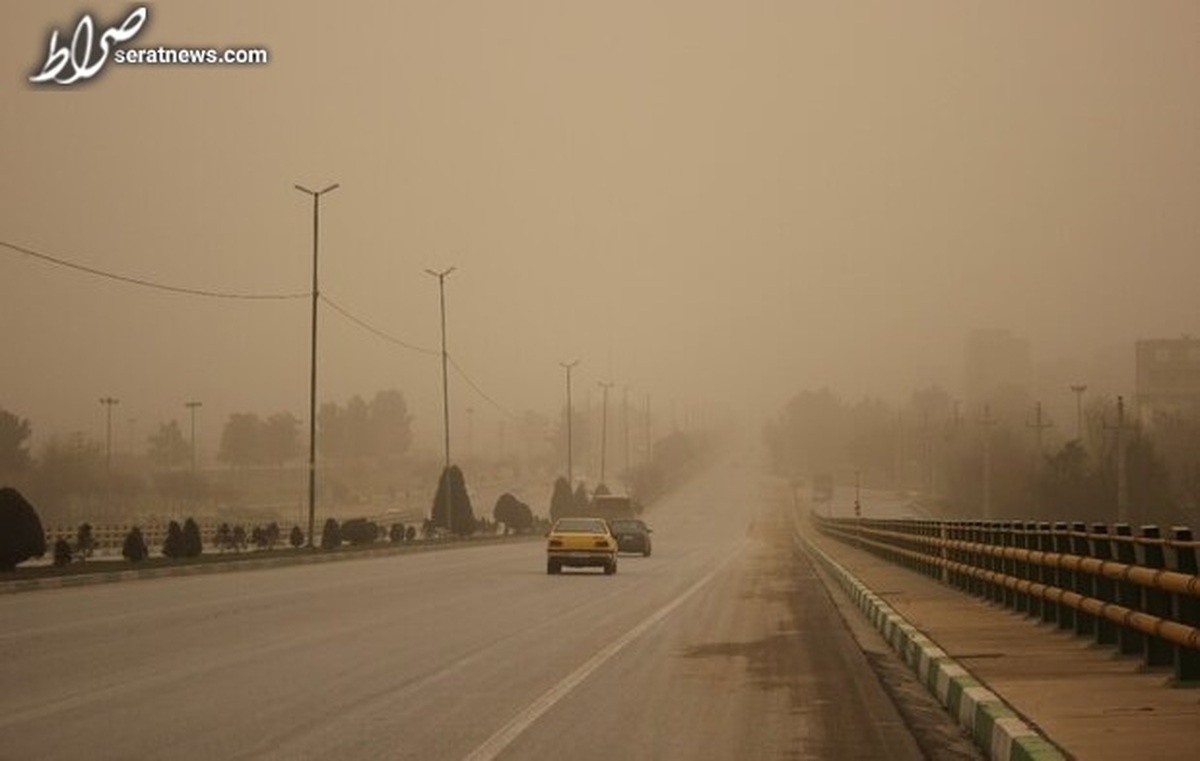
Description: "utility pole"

(466, 406), (475, 464)
(560, 360), (579, 485)
(979, 405), (996, 519)
(425, 266), (456, 533)
(1026, 401), (1052, 511)
(597, 380), (614, 487)
(1070, 384), (1087, 442)
(185, 401), (203, 472)
(1104, 396), (1132, 523)
(99, 397), (119, 472)
(644, 394), (652, 467)
(622, 386), (631, 487)
(294, 181), (340, 548)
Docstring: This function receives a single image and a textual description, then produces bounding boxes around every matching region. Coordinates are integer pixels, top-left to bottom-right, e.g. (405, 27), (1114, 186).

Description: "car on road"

(609, 518), (652, 556)
(546, 517), (618, 575)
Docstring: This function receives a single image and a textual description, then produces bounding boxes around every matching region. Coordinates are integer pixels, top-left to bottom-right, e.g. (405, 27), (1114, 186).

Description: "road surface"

(1, 455), (978, 760)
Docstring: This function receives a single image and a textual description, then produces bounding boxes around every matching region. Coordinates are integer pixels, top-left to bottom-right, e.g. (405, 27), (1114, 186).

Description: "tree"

(550, 477), (574, 521)
(75, 522), (95, 559)
(320, 517), (341, 549)
(182, 518), (203, 557)
(218, 413), (264, 468)
(573, 481), (591, 511)
(289, 525), (304, 548)
(0, 407), (33, 476)
(431, 465), (476, 536)
(262, 413), (302, 467)
(122, 526), (148, 562)
(147, 420), (190, 470)
(162, 520), (186, 559)
(214, 523), (233, 552)
(0, 487), (46, 571)
(369, 390), (414, 459)
(231, 524), (247, 551)
(53, 538), (73, 567)
(494, 493), (533, 533)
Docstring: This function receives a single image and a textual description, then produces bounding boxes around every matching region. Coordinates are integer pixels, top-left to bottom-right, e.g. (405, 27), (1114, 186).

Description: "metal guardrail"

(813, 515), (1200, 684)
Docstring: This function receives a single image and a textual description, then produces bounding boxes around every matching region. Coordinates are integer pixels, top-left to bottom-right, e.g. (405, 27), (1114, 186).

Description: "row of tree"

(764, 385), (1200, 526)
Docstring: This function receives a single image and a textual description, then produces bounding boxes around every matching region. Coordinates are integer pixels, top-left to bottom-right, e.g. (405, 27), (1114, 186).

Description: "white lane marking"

(463, 540), (747, 761)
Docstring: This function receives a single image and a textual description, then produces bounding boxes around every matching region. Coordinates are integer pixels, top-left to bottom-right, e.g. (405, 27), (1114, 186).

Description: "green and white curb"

(795, 529), (1066, 761)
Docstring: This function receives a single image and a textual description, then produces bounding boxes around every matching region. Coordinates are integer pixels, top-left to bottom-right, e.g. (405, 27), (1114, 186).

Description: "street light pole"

(294, 181), (340, 548)
(560, 360), (579, 485)
(99, 397), (119, 472)
(597, 380), (614, 487)
(185, 401), (202, 472)
(426, 266), (456, 533)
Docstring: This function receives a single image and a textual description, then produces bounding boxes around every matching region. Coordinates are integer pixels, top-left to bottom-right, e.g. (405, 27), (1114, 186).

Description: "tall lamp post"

(185, 401), (202, 472)
(560, 360), (580, 484)
(426, 266), (456, 533)
(294, 181), (339, 547)
(99, 397), (119, 472)
(597, 380), (614, 487)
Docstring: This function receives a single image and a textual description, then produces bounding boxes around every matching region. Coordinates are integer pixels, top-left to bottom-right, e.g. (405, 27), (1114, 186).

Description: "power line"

(319, 294), (439, 356)
(449, 355), (515, 420)
(0, 239), (308, 300)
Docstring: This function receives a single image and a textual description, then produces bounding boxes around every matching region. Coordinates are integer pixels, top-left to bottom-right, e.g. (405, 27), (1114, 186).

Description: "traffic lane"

(0, 516), (751, 760)
(492, 514), (926, 761)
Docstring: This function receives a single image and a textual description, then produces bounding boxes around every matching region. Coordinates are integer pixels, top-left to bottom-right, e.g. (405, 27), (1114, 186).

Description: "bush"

(405, 525), (416, 542)
(0, 487), (46, 571)
(342, 518), (379, 546)
(182, 518), (203, 557)
(162, 520), (186, 559)
(53, 538), (73, 567)
(320, 518), (341, 549)
(494, 493), (533, 534)
(123, 526), (148, 562)
(388, 523), (405, 543)
(231, 524), (247, 551)
(75, 522), (95, 559)
(289, 525), (305, 548)
(214, 523), (233, 552)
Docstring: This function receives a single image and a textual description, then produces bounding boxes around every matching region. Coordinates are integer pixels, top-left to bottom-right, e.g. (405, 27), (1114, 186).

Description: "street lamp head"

(425, 266), (457, 279)
(294, 183), (341, 197)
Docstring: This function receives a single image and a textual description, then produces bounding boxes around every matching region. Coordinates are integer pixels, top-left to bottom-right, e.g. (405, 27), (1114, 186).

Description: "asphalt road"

(0, 456), (976, 760)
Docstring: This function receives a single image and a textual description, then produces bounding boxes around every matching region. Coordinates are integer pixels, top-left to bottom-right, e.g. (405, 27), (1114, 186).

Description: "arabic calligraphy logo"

(30, 6), (148, 85)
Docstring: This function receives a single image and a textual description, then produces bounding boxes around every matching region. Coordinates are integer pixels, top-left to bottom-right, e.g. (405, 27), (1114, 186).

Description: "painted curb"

(795, 527), (1068, 761)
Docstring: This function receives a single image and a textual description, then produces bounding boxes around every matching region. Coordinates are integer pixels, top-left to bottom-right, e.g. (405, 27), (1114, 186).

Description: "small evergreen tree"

(289, 525), (304, 548)
(431, 465), (476, 536)
(320, 517), (341, 549)
(214, 523), (232, 552)
(231, 524), (247, 551)
(53, 538), (73, 567)
(75, 522), (95, 559)
(122, 526), (148, 562)
(389, 523), (405, 543)
(182, 518), (203, 557)
(405, 525), (416, 541)
(550, 477), (574, 521)
(572, 481), (591, 511)
(162, 520), (186, 559)
(266, 521), (281, 548)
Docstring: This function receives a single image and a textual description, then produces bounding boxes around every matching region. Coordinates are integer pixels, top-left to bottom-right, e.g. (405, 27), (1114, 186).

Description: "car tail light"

(548, 539), (563, 548)
(594, 539), (610, 548)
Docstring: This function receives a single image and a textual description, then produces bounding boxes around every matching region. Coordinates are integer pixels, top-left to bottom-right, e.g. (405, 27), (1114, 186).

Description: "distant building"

(1135, 337), (1200, 423)
(964, 329), (1032, 412)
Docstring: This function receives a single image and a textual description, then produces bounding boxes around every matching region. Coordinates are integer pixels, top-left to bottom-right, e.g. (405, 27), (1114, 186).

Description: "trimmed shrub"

(162, 520), (186, 559)
(431, 465), (476, 536)
(550, 477), (573, 521)
(388, 523), (405, 543)
(214, 523), (233, 552)
(289, 525), (305, 548)
(182, 518), (203, 557)
(405, 525), (416, 542)
(320, 518), (341, 549)
(494, 493), (533, 534)
(342, 518), (379, 546)
(53, 538), (73, 567)
(75, 522), (95, 559)
(0, 487), (46, 571)
(123, 526), (148, 562)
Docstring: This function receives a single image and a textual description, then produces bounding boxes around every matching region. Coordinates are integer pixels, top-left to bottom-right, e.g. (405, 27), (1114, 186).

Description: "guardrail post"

(938, 521), (949, 585)
(1113, 524), (1144, 655)
(1012, 522), (1028, 613)
(1166, 526), (1198, 683)
(1024, 521), (1042, 619)
(1070, 521), (1095, 636)
(1053, 522), (1076, 630)
(1038, 522), (1058, 625)
(1000, 521), (1016, 609)
(1136, 525), (1174, 668)
(1089, 523), (1118, 646)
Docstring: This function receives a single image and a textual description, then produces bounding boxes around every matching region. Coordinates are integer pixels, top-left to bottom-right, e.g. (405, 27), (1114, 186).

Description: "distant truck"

(590, 494), (638, 522)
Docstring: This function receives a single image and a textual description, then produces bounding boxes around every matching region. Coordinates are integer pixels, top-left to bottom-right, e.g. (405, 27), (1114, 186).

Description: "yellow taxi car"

(546, 517), (618, 575)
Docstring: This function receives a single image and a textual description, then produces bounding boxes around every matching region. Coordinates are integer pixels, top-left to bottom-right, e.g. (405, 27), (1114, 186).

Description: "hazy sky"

(2, 1), (1198, 455)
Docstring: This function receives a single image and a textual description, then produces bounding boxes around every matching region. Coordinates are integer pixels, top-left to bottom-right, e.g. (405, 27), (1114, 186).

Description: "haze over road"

(2, 455), (970, 760)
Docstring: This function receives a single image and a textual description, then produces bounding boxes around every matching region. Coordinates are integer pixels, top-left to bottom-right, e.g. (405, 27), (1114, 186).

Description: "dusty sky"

(2, 1), (1198, 456)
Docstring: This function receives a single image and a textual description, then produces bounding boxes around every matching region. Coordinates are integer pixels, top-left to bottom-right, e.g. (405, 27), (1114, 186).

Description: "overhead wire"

(0, 239), (309, 300)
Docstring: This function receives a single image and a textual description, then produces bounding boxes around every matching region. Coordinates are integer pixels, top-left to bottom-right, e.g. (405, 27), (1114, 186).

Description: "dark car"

(609, 518), (652, 556)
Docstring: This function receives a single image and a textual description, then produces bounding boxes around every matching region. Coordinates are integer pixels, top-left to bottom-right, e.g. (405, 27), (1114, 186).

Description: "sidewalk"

(794, 513), (1200, 761)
